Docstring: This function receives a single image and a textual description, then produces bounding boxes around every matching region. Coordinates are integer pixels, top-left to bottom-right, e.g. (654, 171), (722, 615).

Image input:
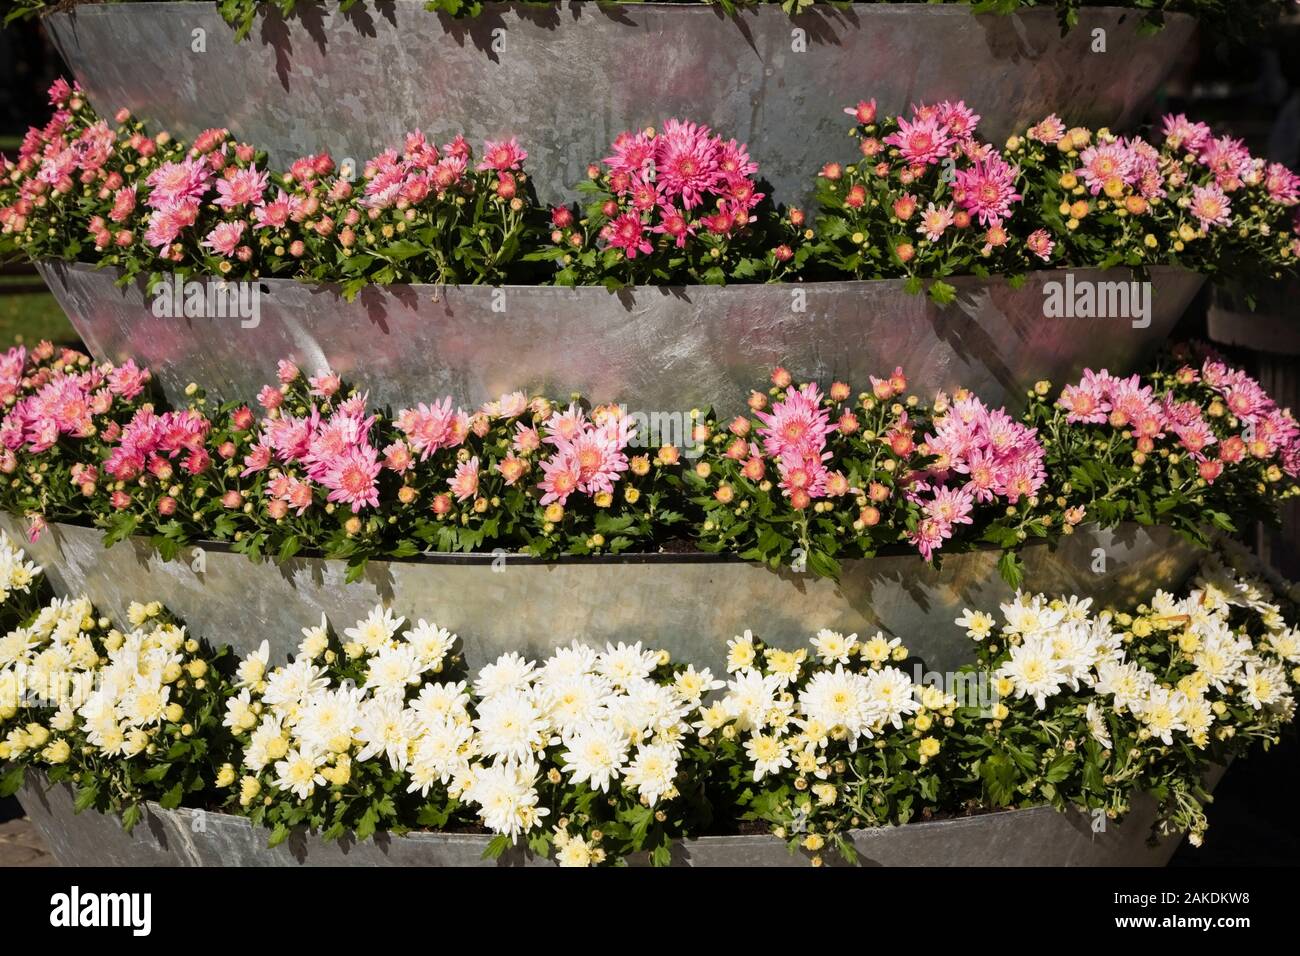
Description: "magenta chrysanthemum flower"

(604, 212), (653, 259)
(653, 119), (723, 209)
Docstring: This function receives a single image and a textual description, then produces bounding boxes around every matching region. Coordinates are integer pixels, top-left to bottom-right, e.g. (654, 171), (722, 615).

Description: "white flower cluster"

(228, 607), (717, 843)
(970, 554), (1298, 749)
(1, 590), (201, 765)
(0, 531), (39, 605)
(700, 629), (943, 784)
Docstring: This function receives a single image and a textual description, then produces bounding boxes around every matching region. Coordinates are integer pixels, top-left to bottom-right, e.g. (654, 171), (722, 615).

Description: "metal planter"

(17, 775), (1190, 866)
(46, 2), (1198, 208)
(38, 262), (1204, 417)
(4, 515), (1205, 675)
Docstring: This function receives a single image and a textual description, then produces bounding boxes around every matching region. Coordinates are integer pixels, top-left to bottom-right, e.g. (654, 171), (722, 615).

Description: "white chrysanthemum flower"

(999, 593), (1066, 638)
(472, 688), (548, 763)
(725, 630), (758, 673)
(473, 651), (536, 698)
(273, 746), (328, 800)
(261, 657), (330, 712)
(954, 610), (995, 642)
(243, 714), (287, 772)
(798, 665), (875, 745)
(295, 686), (363, 755)
(723, 668), (781, 732)
(465, 759), (548, 840)
(995, 634), (1066, 709)
(1192, 630), (1251, 692)
(595, 642), (659, 689)
(1132, 686), (1187, 745)
(561, 719), (629, 793)
(343, 606), (406, 654)
(117, 676), (170, 727)
(223, 688), (259, 734)
(407, 717), (475, 795)
(405, 619), (455, 670)
(1265, 628), (1300, 664)
(811, 628), (858, 664)
(298, 614), (330, 660)
(364, 643), (423, 698)
(1094, 658), (1155, 711)
(236, 639), (271, 688)
(541, 673), (612, 736)
(859, 632), (901, 664)
(1239, 658), (1288, 710)
(672, 664), (724, 704)
(623, 742), (678, 805)
(409, 681), (471, 728)
(744, 732), (792, 781)
(355, 695), (419, 770)
(1085, 701), (1113, 750)
(536, 641), (599, 685)
(865, 666), (920, 729)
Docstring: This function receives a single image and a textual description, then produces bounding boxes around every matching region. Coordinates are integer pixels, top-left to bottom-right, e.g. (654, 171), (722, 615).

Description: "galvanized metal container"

(4, 515), (1205, 675)
(45, 2), (1198, 208)
(16, 775), (1192, 866)
(38, 261), (1204, 417)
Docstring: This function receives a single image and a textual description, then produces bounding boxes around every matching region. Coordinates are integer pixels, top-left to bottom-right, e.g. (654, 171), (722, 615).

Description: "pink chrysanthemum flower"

(917, 202), (955, 242)
(449, 456), (481, 502)
(215, 165), (268, 208)
(145, 156), (211, 207)
(884, 113), (954, 167)
(1161, 114), (1212, 153)
(654, 119), (723, 209)
(604, 212), (653, 259)
(538, 452), (582, 506)
(320, 445), (382, 512)
(952, 155), (1022, 226)
(1026, 228), (1054, 262)
(476, 138), (527, 172)
(1076, 141), (1135, 195)
(396, 397), (464, 460)
(202, 220), (245, 257)
(1189, 183), (1232, 229)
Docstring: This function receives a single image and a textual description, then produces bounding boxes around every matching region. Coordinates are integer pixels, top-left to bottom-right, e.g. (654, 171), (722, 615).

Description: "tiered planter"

(2, 514), (1205, 674)
(19, 774), (1199, 867)
(46, 2), (1198, 208)
(39, 262), (1204, 415)
(18, 2), (1233, 867)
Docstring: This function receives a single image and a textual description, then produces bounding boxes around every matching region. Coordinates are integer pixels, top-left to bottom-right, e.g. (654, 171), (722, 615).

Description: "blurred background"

(1, 9), (1298, 865)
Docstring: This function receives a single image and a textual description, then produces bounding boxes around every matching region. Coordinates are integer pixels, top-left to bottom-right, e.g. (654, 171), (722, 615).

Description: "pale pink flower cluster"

(361, 130), (488, 211)
(0, 351), (148, 458)
(537, 405), (635, 507)
(244, 367), (383, 515)
(1058, 361), (1300, 482)
(595, 119), (763, 258)
(753, 383), (842, 510)
(910, 397), (1046, 560)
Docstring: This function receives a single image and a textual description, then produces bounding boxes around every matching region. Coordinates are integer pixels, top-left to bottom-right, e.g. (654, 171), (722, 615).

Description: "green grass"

(0, 276), (79, 347)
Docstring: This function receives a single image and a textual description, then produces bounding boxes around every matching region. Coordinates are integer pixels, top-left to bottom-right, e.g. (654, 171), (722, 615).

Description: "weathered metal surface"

(17, 775), (1190, 866)
(1207, 282), (1300, 356)
(38, 262), (1205, 417)
(4, 515), (1205, 675)
(46, 3), (1198, 208)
